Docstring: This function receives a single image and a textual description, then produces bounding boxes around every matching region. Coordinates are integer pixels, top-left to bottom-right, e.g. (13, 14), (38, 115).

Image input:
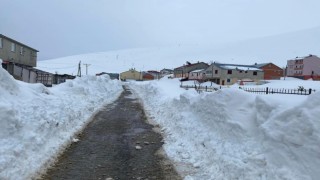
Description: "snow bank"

(0, 68), (123, 180)
(130, 78), (320, 180)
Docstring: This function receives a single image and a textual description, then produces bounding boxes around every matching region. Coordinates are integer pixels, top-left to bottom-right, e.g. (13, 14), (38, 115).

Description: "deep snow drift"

(0, 67), (123, 180)
(129, 78), (320, 180)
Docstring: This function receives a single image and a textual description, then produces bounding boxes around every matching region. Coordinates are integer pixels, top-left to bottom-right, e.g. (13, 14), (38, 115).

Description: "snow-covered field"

(0, 67), (123, 179)
(129, 77), (320, 180)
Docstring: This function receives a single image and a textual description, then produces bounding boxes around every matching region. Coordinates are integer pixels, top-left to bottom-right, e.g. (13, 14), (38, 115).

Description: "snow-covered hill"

(37, 26), (320, 75)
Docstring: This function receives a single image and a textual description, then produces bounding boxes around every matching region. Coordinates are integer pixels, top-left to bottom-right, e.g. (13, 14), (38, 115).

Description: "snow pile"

(0, 67), (123, 180)
(130, 78), (320, 179)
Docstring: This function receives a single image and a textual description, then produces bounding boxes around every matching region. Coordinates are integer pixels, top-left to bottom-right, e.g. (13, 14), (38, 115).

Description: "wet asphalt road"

(40, 86), (180, 180)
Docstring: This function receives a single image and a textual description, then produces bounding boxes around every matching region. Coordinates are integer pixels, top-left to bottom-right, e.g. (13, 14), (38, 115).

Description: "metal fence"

(240, 87), (316, 95)
(180, 85), (222, 92)
(181, 85), (316, 95)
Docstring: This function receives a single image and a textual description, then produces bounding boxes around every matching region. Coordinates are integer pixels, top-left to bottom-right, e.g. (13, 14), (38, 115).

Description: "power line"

(83, 63), (91, 75)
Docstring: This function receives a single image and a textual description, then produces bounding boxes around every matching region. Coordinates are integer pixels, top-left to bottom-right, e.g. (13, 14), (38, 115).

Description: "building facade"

(205, 63), (264, 85)
(0, 34), (38, 68)
(254, 63), (284, 80)
(120, 68), (142, 81)
(286, 55), (320, 80)
(174, 61), (209, 78)
(160, 68), (173, 77)
(188, 69), (206, 82)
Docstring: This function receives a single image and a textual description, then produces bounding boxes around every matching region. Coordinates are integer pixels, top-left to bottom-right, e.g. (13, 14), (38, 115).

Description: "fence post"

(206, 86), (207, 92)
(309, 88), (312, 95)
(266, 87), (268, 94)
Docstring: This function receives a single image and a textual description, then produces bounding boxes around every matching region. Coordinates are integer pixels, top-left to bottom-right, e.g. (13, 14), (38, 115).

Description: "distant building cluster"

(170, 54), (320, 85)
(1, 34), (320, 86)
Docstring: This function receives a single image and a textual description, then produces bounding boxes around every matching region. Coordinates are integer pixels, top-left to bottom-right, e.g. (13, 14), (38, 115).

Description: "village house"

(188, 69), (206, 82)
(286, 54), (320, 80)
(147, 70), (160, 79)
(254, 63), (284, 80)
(174, 61), (209, 78)
(0, 34), (46, 82)
(205, 62), (264, 85)
(120, 68), (142, 81)
(160, 68), (173, 77)
(0, 34), (76, 86)
(142, 72), (155, 81)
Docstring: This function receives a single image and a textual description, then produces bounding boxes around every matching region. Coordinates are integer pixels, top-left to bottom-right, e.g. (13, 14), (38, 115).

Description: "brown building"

(254, 63), (284, 80)
(143, 72), (154, 80)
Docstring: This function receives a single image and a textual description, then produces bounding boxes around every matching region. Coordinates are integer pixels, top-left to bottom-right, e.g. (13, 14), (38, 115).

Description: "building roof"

(289, 54), (319, 61)
(147, 70), (160, 74)
(0, 34), (39, 52)
(213, 63), (262, 71)
(254, 63), (269, 68)
(190, 69), (205, 73)
(175, 62), (208, 70)
(160, 68), (173, 72)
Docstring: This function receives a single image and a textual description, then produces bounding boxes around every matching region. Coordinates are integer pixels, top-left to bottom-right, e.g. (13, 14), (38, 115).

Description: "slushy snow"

(0, 67), (123, 179)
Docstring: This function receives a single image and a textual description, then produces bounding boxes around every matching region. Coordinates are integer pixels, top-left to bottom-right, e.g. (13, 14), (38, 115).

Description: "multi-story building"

(205, 62), (264, 85)
(286, 54), (320, 80)
(0, 34), (49, 84)
(0, 34), (38, 71)
(1, 34), (75, 86)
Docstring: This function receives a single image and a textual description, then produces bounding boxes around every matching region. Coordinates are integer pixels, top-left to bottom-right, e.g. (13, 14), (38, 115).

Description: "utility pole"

(77, 61), (82, 77)
(83, 63), (91, 75)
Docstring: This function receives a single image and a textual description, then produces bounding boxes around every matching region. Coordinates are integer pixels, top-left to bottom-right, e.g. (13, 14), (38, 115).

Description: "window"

(227, 70), (232, 74)
(0, 38), (2, 48)
(11, 43), (15, 52)
(227, 79), (230, 83)
(253, 71), (257, 76)
(215, 70), (218, 74)
(20, 47), (24, 55)
(239, 70), (243, 73)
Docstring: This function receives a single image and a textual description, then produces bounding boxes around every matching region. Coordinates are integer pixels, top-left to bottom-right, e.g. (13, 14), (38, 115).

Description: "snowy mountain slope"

(37, 26), (320, 75)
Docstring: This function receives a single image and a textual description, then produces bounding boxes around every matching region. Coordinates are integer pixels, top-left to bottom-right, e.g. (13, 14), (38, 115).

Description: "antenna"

(77, 61), (81, 77)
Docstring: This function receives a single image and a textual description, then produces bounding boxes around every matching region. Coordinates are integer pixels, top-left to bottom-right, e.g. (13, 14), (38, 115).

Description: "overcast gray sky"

(1, 0), (320, 60)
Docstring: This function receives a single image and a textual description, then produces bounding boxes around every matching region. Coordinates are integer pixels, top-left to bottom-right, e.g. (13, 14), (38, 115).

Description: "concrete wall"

(0, 36), (37, 67)
(302, 56), (320, 76)
(205, 64), (264, 85)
